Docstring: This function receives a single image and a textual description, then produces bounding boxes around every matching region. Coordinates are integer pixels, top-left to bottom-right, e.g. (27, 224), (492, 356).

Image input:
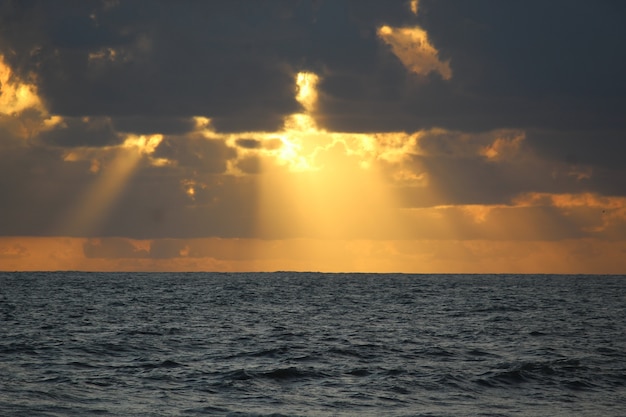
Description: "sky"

(1, 0), (625, 273)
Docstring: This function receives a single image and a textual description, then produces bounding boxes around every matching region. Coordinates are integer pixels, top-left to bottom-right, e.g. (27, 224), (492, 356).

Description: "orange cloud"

(480, 133), (525, 161)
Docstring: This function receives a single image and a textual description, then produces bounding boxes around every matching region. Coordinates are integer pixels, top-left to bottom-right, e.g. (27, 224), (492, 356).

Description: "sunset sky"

(1, 0), (625, 273)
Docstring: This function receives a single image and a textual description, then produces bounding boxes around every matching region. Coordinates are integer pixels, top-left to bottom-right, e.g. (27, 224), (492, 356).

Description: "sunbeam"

(256, 72), (401, 258)
(56, 135), (163, 236)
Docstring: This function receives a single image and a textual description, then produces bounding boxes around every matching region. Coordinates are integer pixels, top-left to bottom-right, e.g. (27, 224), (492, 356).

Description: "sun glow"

(252, 71), (404, 249)
(295, 71), (319, 112)
(0, 55), (43, 116)
(122, 134), (163, 154)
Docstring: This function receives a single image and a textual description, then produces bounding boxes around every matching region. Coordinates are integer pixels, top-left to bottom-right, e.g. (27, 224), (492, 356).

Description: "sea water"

(1, 272), (625, 416)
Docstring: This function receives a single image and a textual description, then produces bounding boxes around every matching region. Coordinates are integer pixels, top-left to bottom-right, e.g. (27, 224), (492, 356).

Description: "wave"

(475, 358), (604, 389)
(222, 366), (329, 383)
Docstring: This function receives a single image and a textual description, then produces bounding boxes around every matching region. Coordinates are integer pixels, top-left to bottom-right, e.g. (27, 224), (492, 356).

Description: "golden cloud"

(0, 55), (43, 116)
(377, 25), (451, 80)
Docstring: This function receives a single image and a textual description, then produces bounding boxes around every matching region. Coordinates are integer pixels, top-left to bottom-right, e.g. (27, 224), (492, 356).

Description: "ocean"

(1, 272), (625, 416)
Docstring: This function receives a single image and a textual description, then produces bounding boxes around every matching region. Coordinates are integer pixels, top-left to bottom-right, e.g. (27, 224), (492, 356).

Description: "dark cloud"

(211, 112), (290, 134)
(0, 146), (92, 235)
(419, 0), (626, 99)
(235, 138), (262, 149)
(153, 135), (237, 172)
(3, 0), (625, 136)
(418, 130), (493, 157)
(314, 0), (626, 154)
(112, 117), (196, 135)
(524, 129), (626, 171)
(0, 0), (309, 131)
(39, 117), (121, 147)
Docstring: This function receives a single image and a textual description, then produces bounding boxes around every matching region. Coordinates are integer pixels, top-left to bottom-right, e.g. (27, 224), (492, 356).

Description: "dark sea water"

(1, 272), (625, 416)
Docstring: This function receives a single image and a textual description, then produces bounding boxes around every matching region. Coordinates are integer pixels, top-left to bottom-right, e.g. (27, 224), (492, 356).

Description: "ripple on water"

(1, 272), (625, 417)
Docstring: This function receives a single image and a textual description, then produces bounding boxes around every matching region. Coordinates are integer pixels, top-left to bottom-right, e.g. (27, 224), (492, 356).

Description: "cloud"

(83, 238), (149, 258)
(235, 155), (262, 174)
(149, 239), (187, 259)
(152, 135), (237, 172)
(4, 236), (625, 273)
(39, 117), (122, 147)
(420, 0), (626, 97)
(0, 55), (43, 116)
(0, 145), (94, 235)
(377, 25), (451, 79)
(3, 0), (625, 137)
(1, 1), (303, 131)
(112, 116), (197, 135)
(235, 138), (263, 149)
(524, 129), (626, 171)
(0, 242), (27, 259)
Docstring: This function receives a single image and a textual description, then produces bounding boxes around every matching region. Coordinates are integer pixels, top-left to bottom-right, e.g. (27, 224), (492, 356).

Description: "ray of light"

(255, 72), (403, 258)
(56, 135), (163, 236)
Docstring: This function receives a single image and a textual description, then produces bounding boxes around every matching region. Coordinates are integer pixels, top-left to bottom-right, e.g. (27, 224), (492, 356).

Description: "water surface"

(1, 272), (625, 416)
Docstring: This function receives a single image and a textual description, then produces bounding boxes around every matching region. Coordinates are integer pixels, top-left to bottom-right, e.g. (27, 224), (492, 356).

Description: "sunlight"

(58, 149), (140, 236)
(122, 134), (163, 155)
(377, 25), (452, 79)
(56, 134), (162, 236)
(0, 54), (58, 140)
(0, 55), (43, 116)
(295, 71), (319, 112)
(255, 71), (403, 246)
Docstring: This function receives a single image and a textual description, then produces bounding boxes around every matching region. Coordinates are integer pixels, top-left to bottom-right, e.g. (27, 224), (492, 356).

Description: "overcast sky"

(1, 0), (625, 273)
